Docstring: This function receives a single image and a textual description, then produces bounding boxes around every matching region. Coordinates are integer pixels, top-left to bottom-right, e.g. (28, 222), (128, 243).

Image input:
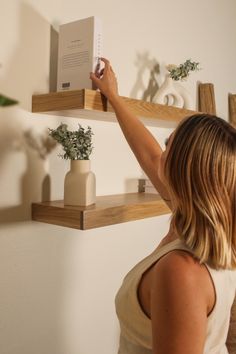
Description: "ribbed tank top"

(115, 238), (236, 354)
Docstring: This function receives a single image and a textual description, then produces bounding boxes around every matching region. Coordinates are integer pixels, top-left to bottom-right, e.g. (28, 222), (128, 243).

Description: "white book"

(57, 16), (102, 91)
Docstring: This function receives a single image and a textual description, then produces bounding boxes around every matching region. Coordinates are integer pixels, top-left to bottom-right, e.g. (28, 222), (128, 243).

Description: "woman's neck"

(159, 222), (179, 246)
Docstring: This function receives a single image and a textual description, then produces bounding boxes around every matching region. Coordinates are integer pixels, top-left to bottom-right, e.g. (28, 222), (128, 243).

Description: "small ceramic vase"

(153, 74), (193, 109)
(64, 160), (96, 206)
(153, 74), (184, 108)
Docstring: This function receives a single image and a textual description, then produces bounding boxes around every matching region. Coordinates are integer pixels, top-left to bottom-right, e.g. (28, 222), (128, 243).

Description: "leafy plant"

(49, 123), (94, 160)
(166, 59), (200, 81)
(0, 94), (18, 106)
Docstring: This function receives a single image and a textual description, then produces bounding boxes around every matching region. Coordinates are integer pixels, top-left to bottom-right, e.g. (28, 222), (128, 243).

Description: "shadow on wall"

(0, 2), (59, 224)
(0, 4), (73, 354)
(0, 120), (56, 223)
(130, 51), (160, 101)
(0, 2), (59, 108)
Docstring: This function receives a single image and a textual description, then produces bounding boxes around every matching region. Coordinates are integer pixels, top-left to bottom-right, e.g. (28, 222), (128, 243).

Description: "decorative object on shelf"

(0, 93), (18, 106)
(138, 178), (159, 195)
(153, 59), (200, 110)
(49, 123), (96, 206)
(198, 83), (216, 115)
(153, 74), (184, 108)
(167, 60), (199, 81)
(229, 93), (236, 128)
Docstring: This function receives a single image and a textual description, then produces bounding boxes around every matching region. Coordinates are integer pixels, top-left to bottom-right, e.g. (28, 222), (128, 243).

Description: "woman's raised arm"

(90, 58), (171, 204)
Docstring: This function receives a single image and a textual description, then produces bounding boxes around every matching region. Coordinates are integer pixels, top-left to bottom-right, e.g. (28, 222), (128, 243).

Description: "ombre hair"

(164, 114), (236, 270)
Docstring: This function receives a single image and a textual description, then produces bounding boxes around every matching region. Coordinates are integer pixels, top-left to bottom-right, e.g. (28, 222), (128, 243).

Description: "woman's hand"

(90, 58), (119, 101)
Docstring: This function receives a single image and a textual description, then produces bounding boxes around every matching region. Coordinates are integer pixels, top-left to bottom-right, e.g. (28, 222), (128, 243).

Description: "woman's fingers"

(100, 57), (112, 73)
(99, 57), (115, 74)
(90, 72), (100, 85)
(100, 57), (110, 65)
(90, 58), (119, 99)
(99, 68), (105, 77)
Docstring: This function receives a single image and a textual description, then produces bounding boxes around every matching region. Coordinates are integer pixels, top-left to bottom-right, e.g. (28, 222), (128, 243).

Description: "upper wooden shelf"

(32, 89), (198, 122)
(32, 193), (170, 230)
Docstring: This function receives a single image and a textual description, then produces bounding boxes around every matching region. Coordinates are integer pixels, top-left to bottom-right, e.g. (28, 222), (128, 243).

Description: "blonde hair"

(164, 114), (236, 270)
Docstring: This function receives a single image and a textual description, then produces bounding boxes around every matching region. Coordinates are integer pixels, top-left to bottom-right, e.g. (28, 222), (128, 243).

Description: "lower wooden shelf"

(32, 193), (170, 230)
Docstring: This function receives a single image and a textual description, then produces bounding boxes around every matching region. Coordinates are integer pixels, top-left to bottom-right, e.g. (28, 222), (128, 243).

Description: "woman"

(90, 58), (236, 354)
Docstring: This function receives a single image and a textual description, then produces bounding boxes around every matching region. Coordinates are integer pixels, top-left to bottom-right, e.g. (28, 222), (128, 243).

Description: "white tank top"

(115, 238), (236, 354)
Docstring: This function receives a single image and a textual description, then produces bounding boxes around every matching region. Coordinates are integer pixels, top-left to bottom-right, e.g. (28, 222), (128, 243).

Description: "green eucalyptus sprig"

(166, 59), (200, 81)
(49, 123), (94, 160)
(0, 94), (18, 106)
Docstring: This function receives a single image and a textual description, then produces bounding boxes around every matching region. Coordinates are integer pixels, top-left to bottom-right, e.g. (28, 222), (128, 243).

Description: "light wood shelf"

(32, 193), (170, 230)
(32, 89), (198, 122)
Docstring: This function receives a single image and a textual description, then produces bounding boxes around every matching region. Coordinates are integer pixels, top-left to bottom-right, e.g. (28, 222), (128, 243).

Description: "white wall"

(0, 1), (236, 354)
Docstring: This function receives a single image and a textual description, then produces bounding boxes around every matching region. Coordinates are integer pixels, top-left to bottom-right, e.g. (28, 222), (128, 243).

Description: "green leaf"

(0, 94), (18, 106)
(167, 59), (200, 81)
(49, 122), (94, 160)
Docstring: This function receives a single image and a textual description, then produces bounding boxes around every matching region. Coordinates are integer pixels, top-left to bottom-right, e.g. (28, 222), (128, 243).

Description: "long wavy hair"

(164, 114), (236, 270)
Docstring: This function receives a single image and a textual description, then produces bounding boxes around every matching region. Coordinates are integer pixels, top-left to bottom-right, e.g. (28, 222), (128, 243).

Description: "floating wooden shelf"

(32, 89), (197, 122)
(32, 193), (170, 230)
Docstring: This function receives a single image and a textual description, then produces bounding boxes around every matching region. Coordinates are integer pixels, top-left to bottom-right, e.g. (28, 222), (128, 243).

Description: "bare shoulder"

(155, 248), (203, 269)
(151, 249), (208, 290)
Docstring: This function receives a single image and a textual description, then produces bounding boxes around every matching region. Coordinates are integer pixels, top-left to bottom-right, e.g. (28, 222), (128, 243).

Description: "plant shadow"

(130, 51), (160, 102)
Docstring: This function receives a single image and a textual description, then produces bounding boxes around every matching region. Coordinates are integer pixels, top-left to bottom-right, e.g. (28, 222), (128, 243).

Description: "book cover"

(57, 16), (102, 91)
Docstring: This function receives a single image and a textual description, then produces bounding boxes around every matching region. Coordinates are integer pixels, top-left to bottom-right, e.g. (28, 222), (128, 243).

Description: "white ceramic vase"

(153, 74), (193, 109)
(64, 160), (96, 206)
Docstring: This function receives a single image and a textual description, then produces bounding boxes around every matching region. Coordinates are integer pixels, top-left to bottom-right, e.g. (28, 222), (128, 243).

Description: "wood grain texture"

(32, 193), (170, 230)
(32, 89), (198, 122)
(107, 96), (198, 122)
(32, 89), (85, 112)
(229, 94), (236, 127)
(198, 83), (216, 115)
